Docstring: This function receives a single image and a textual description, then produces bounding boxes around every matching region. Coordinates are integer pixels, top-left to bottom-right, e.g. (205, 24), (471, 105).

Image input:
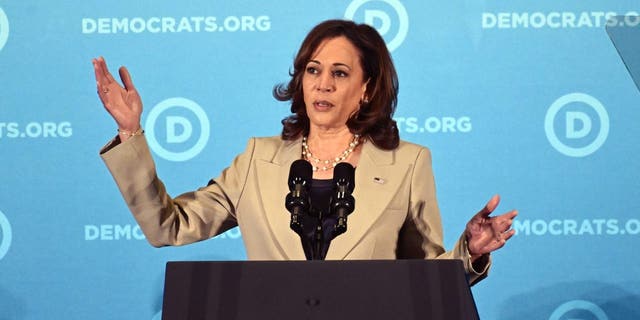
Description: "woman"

(94, 20), (516, 285)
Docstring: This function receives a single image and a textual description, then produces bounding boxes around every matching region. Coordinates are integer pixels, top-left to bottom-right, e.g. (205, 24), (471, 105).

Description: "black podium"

(161, 260), (479, 320)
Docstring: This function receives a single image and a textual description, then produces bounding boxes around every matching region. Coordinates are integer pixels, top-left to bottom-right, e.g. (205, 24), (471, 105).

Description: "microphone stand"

(313, 208), (326, 260)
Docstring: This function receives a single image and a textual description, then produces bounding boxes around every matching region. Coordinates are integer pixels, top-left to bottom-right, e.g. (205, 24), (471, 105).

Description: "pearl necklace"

(302, 134), (360, 171)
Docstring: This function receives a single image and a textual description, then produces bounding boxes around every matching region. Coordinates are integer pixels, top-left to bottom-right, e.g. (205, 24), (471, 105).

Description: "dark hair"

(273, 19), (399, 150)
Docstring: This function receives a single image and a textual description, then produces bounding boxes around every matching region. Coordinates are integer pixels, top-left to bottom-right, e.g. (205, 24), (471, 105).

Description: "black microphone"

(285, 159), (312, 236)
(332, 162), (355, 237)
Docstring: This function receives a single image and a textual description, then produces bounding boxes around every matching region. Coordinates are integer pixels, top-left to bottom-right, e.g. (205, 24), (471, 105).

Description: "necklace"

(302, 134), (360, 171)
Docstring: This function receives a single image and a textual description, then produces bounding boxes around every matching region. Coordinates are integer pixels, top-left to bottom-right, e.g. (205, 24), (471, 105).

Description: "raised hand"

(92, 56), (143, 141)
(465, 195), (518, 260)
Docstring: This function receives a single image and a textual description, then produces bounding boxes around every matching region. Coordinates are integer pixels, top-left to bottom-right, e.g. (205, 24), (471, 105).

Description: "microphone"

(285, 159), (312, 236)
(332, 162), (355, 237)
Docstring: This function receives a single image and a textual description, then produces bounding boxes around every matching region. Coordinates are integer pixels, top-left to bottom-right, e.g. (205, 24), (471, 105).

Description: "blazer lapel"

(326, 142), (409, 260)
(256, 138), (409, 260)
(255, 138), (307, 260)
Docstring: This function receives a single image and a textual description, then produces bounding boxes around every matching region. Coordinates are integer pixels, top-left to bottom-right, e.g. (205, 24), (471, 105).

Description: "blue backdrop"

(1, 1), (639, 319)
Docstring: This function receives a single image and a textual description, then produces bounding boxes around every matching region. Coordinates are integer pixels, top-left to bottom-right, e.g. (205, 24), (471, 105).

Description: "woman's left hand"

(465, 194), (518, 261)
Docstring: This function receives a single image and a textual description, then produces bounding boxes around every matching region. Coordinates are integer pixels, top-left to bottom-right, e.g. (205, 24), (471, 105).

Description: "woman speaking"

(93, 19), (517, 285)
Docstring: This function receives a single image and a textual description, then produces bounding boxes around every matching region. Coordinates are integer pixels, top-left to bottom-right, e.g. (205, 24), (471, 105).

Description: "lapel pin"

(373, 177), (385, 184)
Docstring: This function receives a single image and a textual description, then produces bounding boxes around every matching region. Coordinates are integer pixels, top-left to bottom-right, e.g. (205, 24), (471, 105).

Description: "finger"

(493, 210), (517, 223)
(96, 83), (108, 104)
(493, 229), (515, 248)
(493, 210), (517, 231)
(93, 58), (109, 85)
(99, 56), (117, 84)
(119, 66), (136, 92)
(489, 217), (510, 237)
(475, 194), (501, 218)
(97, 57), (108, 80)
(119, 66), (143, 115)
(502, 229), (516, 242)
(471, 223), (517, 255)
(502, 219), (513, 233)
(501, 209), (518, 220)
(93, 61), (110, 106)
(94, 81), (112, 112)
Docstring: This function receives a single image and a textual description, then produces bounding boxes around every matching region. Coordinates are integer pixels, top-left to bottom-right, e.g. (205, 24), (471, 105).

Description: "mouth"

(313, 100), (334, 110)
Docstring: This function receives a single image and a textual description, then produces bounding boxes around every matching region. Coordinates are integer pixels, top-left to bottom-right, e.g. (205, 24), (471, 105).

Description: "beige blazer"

(101, 135), (488, 284)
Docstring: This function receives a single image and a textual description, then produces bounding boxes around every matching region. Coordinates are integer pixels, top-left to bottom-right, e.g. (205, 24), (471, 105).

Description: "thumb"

(119, 66), (136, 91)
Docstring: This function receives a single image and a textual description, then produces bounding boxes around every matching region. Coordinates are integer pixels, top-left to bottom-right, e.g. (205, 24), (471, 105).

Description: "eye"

(333, 70), (348, 78)
(305, 66), (319, 74)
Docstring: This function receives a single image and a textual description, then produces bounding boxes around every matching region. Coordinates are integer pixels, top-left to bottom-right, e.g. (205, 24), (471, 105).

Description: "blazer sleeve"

(99, 134), (255, 247)
(399, 146), (490, 286)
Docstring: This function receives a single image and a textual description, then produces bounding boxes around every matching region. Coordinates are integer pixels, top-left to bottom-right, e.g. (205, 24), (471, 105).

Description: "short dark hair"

(274, 19), (399, 150)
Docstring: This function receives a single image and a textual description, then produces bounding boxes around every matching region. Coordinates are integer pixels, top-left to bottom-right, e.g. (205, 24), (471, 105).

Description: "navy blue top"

(300, 179), (337, 260)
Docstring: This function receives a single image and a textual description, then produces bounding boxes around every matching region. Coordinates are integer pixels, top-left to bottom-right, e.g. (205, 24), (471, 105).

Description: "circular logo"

(0, 210), (13, 260)
(0, 7), (9, 51)
(344, 0), (409, 52)
(545, 92), (609, 157)
(549, 300), (608, 320)
(145, 97), (210, 162)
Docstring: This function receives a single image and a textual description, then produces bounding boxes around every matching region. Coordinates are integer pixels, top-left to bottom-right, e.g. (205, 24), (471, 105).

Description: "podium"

(161, 260), (479, 320)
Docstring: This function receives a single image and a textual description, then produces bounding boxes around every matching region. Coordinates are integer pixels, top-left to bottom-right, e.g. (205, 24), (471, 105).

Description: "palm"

(465, 195), (517, 257)
(92, 57), (142, 132)
(107, 83), (142, 129)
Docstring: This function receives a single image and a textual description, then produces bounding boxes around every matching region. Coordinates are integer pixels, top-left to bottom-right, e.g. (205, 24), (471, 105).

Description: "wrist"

(470, 253), (484, 262)
(464, 234), (483, 261)
(117, 127), (144, 141)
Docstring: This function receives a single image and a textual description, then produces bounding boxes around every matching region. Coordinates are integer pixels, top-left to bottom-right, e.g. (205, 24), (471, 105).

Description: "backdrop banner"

(1, 1), (639, 319)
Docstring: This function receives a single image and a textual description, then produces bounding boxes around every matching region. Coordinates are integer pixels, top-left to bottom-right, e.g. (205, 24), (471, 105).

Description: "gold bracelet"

(117, 127), (144, 137)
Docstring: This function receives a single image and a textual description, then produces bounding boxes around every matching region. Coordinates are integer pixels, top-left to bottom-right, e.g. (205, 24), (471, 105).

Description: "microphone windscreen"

(333, 162), (355, 193)
(288, 159), (313, 188)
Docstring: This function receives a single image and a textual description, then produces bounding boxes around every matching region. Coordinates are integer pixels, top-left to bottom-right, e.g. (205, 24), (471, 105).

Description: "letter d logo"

(345, 0), (409, 52)
(0, 8), (9, 52)
(549, 300), (608, 320)
(0, 210), (12, 260)
(545, 93), (609, 157)
(146, 97), (210, 162)
(166, 116), (193, 143)
(364, 10), (391, 37)
(565, 111), (591, 139)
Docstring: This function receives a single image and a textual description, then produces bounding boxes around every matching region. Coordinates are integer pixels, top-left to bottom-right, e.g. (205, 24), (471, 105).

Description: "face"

(302, 36), (368, 132)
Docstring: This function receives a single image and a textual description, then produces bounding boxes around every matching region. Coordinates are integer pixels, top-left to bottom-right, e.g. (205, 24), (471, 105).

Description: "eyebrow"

(308, 59), (352, 70)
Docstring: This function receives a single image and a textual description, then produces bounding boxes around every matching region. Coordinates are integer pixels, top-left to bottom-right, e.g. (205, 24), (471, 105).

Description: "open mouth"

(313, 100), (334, 109)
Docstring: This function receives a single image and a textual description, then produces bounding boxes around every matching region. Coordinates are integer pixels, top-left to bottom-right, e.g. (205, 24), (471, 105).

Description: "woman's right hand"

(92, 56), (143, 142)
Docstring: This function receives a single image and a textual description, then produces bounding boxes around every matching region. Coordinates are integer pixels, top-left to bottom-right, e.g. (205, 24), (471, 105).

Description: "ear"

(361, 78), (371, 102)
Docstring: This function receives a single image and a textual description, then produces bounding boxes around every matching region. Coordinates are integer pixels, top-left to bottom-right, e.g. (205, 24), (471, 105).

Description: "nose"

(316, 72), (335, 92)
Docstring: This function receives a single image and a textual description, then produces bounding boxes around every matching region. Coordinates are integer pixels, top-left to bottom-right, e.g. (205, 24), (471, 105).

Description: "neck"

(306, 127), (354, 157)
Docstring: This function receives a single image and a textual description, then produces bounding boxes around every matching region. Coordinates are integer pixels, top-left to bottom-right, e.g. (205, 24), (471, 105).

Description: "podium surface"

(162, 260), (479, 320)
